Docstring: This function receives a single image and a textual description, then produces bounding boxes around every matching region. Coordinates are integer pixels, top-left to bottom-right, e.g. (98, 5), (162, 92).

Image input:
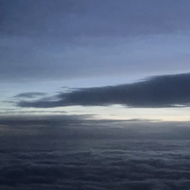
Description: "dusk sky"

(2, 1), (190, 189)
(1, 0), (190, 121)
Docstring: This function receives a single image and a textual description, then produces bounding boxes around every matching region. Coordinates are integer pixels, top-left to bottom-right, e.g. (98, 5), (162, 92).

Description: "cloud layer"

(18, 72), (190, 108)
(1, 119), (190, 190)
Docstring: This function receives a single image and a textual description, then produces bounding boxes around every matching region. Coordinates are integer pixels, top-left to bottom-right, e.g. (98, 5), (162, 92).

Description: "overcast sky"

(1, 0), (190, 121)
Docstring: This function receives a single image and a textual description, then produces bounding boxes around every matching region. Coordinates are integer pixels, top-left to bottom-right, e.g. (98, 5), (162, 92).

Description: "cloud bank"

(18, 73), (190, 108)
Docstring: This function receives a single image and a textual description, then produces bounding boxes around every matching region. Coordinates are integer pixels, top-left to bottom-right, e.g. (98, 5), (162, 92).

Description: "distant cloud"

(0, 114), (92, 128)
(18, 73), (190, 108)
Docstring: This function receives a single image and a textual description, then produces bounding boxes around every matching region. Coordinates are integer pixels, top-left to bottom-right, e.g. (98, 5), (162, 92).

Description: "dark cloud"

(18, 73), (190, 108)
(14, 92), (47, 99)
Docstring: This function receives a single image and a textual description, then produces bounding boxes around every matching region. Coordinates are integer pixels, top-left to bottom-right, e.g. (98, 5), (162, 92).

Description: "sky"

(1, 0), (190, 121)
(2, 1), (190, 189)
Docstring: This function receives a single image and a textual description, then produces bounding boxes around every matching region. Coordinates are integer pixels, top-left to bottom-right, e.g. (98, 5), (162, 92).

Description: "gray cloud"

(18, 72), (190, 108)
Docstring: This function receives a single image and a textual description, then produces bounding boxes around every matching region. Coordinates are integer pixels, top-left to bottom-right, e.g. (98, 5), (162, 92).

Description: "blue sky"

(1, 0), (190, 121)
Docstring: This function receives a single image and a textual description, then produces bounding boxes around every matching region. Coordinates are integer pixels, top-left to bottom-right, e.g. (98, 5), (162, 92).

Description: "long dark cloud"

(18, 73), (190, 108)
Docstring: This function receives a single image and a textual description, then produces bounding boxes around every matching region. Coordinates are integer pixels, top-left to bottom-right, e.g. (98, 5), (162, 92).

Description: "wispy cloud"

(17, 72), (190, 108)
(14, 92), (47, 99)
